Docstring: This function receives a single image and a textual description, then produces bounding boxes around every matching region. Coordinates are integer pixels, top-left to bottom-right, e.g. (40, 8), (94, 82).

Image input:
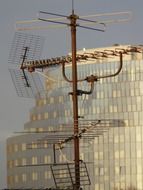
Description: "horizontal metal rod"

(78, 17), (105, 26)
(38, 18), (69, 25)
(39, 11), (67, 18)
(78, 25), (105, 32)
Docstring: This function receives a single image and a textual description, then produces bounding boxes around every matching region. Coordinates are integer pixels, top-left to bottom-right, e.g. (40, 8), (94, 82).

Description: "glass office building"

(7, 45), (143, 190)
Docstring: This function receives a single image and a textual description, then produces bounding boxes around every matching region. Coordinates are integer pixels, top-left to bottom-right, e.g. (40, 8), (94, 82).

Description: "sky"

(0, 0), (143, 188)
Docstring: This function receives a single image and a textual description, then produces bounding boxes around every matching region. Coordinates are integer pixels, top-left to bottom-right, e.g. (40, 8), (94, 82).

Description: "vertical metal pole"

(21, 47), (30, 87)
(69, 12), (80, 190)
(53, 144), (56, 164)
(119, 52), (123, 69)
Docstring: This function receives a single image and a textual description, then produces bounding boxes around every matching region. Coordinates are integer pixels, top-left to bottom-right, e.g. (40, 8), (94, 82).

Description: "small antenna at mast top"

(72, 0), (74, 14)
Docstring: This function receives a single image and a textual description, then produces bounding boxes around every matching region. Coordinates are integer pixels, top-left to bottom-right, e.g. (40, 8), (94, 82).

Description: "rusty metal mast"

(69, 11), (80, 189)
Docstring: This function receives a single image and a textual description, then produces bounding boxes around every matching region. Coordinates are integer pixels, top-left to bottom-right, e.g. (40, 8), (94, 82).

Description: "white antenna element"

(80, 11), (132, 19)
(15, 18), (67, 31)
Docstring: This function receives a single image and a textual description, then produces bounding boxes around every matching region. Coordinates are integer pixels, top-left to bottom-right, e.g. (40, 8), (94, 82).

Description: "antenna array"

(8, 4), (136, 190)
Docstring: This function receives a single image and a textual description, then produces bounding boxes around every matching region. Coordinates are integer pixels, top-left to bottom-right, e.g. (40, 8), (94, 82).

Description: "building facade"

(7, 45), (143, 190)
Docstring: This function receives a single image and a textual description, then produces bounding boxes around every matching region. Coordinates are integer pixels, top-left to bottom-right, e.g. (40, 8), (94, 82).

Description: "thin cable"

(35, 70), (62, 82)
(58, 145), (73, 162)
(81, 94), (87, 108)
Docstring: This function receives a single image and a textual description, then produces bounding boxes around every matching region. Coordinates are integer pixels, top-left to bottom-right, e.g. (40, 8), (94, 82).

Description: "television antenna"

(17, 119), (125, 190)
(9, 2), (141, 189)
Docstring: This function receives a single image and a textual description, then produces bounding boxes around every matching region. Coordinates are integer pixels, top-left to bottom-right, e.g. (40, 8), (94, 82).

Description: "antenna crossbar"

(15, 11), (131, 32)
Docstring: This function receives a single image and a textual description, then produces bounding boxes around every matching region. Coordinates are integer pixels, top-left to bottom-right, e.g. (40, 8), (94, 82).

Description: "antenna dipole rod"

(72, 0), (74, 14)
(69, 13), (80, 189)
